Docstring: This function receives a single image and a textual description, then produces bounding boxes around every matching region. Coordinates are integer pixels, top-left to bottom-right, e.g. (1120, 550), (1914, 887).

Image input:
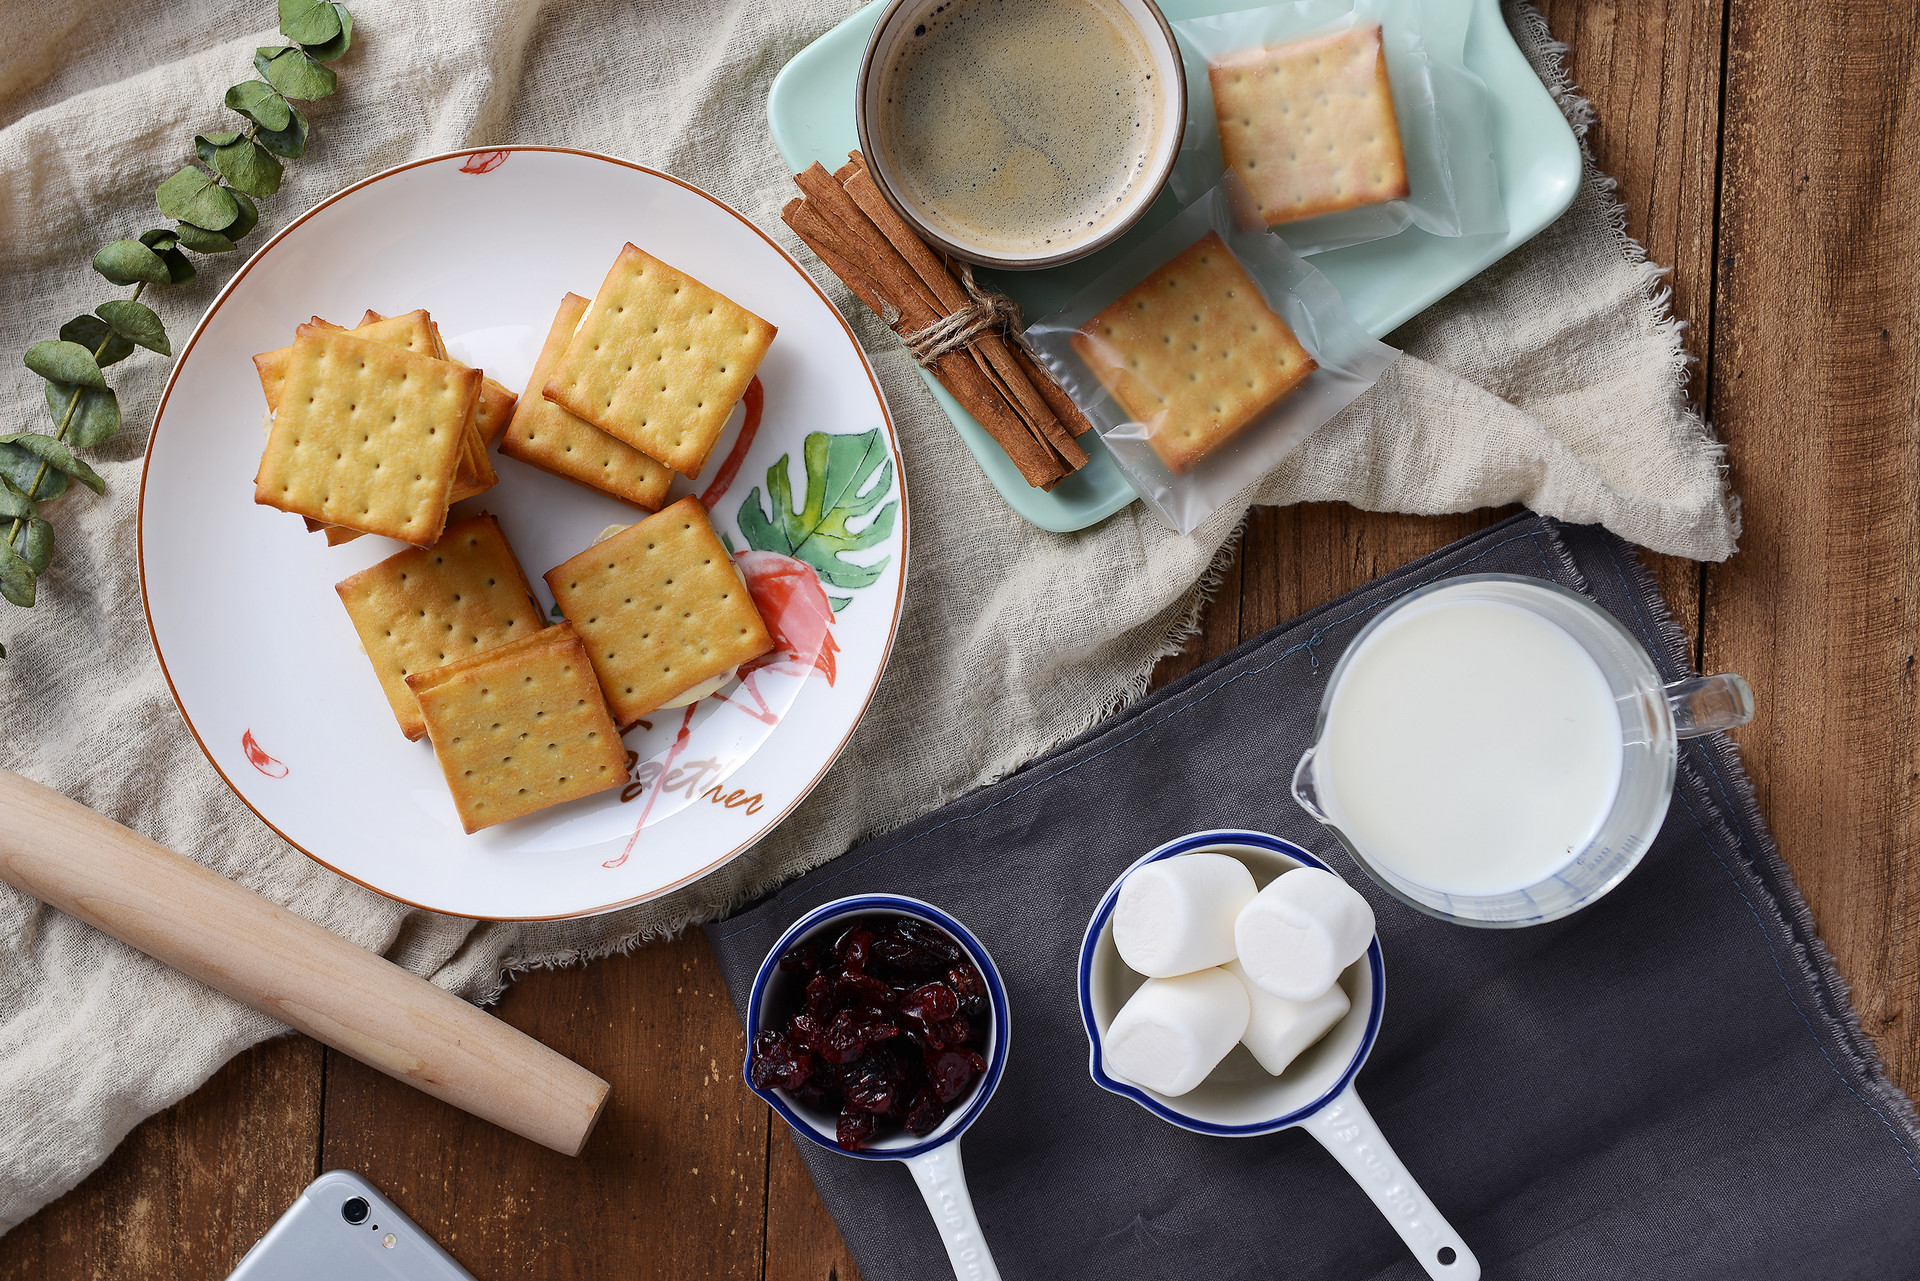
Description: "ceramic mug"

(1292, 574), (1755, 927)
(853, 0), (1186, 269)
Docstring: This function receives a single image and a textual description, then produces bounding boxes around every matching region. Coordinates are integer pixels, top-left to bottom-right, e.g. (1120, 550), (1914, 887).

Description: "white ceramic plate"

(139, 147), (908, 920)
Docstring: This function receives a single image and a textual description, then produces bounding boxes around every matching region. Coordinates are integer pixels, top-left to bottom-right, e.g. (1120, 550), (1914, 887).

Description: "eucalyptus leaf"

(139, 228), (180, 253)
(256, 105), (309, 159)
(156, 165), (240, 231)
(306, 5), (352, 61)
(226, 191), (261, 241)
(260, 45), (336, 100)
(19, 518), (53, 576)
(91, 238), (171, 286)
(212, 137), (283, 198)
(58, 315), (134, 367)
(0, 434), (106, 495)
(0, 536), (34, 608)
(0, 442), (68, 503)
(97, 300), (170, 355)
(45, 382), (122, 449)
(194, 130), (244, 165)
(279, 0), (342, 45)
(157, 245), (196, 285)
(0, 478), (34, 521)
(172, 222), (236, 254)
(24, 341), (105, 390)
(224, 79), (292, 132)
(254, 45), (291, 81)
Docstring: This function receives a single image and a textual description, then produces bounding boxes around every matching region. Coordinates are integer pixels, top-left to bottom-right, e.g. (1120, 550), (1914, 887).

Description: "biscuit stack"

(253, 308), (518, 547)
(254, 245), (784, 834)
(500, 243), (777, 506)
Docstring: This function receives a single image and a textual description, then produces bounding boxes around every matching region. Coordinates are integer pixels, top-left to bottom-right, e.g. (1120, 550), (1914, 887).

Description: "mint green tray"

(767, 0), (1580, 533)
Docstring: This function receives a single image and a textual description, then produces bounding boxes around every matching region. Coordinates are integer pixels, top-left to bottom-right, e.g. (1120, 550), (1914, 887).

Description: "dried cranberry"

(836, 971), (892, 1007)
(805, 973), (835, 1017)
(749, 1030), (814, 1092)
(904, 1086), (947, 1135)
(836, 1109), (878, 1152)
(839, 1056), (899, 1115)
(788, 1013), (826, 1052)
(927, 1048), (987, 1103)
(945, 963), (988, 1017)
(901, 981), (958, 1023)
(835, 924), (876, 974)
(893, 917), (962, 961)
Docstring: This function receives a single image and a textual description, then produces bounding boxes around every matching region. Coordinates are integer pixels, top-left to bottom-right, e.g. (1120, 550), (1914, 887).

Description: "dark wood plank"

(0, 1035), (320, 1278)
(1702, 0), (1920, 1094)
(764, 1120), (864, 1281)
(316, 933), (769, 1279)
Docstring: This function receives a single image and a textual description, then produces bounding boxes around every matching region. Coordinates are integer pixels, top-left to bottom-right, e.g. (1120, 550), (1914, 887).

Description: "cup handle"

(903, 1139), (1001, 1281)
(1663, 673), (1755, 739)
(1301, 1084), (1480, 1281)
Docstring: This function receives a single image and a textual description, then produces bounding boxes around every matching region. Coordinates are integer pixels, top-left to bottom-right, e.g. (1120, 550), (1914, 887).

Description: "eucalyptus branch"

(0, 0), (356, 658)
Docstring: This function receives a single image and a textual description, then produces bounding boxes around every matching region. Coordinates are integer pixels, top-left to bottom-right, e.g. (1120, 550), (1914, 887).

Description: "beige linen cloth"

(0, 0), (1736, 1233)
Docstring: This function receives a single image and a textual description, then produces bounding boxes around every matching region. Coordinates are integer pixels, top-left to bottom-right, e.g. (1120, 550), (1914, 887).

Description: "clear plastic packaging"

(1168, 0), (1506, 255)
(1026, 174), (1398, 534)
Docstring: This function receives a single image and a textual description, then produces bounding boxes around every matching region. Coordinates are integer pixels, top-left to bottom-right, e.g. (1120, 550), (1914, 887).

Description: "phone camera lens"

(342, 1197), (370, 1225)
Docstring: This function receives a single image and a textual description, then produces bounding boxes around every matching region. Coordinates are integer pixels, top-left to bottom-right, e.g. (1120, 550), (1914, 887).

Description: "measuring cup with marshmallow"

(746, 895), (1012, 1281)
(1079, 830), (1478, 1281)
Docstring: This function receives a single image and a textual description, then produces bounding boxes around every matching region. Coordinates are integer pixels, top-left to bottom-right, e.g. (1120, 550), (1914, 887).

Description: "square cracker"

(543, 495), (773, 724)
(544, 244), (775, 478)
(1210, 24), (1409, 226)
(407, 623), (628, 833)
(334, 512), (546, 739)
(254, 326), (478, 545)
(256, 311), (494, 546)
(501, 293), (675, 510)
(1069, 232), (1316, 475)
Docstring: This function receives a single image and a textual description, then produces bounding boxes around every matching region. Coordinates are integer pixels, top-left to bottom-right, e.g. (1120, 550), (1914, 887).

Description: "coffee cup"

(855, 0), (1186, 270)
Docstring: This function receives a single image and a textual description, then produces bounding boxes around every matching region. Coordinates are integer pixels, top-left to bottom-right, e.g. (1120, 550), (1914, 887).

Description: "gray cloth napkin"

(706, 515), (1920, 1280)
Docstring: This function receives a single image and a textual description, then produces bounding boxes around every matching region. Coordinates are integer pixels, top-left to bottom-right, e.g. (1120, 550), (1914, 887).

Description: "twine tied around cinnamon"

(899, 262), (1035, 368)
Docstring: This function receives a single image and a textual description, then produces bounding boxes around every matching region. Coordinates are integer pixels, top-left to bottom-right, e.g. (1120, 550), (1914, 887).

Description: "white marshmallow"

(1233, 866), (1376, 1002)
(1224, 959), (1350, 1076)
(1112, 852), (1257, 978)
(1103, 968), (1250, 1097)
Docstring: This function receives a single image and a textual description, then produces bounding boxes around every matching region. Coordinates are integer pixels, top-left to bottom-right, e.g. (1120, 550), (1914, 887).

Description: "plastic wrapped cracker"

(1028, 174), (1398, 534)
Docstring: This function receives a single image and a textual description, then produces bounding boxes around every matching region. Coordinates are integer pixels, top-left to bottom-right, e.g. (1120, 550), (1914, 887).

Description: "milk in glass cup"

(1291, 575), (1754, 927)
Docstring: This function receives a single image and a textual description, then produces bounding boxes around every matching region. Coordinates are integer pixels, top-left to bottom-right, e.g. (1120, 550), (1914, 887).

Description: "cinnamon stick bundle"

(782, 153), (1091, 491)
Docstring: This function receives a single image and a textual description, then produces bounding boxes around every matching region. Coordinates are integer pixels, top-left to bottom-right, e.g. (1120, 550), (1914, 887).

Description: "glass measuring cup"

(1291, 574), (1753, 927)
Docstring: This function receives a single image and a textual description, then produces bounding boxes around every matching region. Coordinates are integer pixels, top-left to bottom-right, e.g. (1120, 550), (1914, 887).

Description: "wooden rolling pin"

(0, 768), (609, 1156)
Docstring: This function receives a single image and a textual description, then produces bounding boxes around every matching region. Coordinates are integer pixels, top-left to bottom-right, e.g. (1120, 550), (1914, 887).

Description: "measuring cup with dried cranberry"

(746, 895), (1010, 1281)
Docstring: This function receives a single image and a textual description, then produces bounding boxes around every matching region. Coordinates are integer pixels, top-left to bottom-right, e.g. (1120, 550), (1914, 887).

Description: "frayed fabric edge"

(1506, 1), (1741, 553)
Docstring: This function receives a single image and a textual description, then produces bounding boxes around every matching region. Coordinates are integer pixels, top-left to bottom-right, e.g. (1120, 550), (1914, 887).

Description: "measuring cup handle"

(904, 1139), (1001, 1281)
(1302, 1084), (1480, 1281)
(1664, 673), (1754, 739)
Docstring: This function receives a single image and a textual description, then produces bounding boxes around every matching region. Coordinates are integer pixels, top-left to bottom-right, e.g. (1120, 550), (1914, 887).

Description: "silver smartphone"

(226, 1170), (476, 1280)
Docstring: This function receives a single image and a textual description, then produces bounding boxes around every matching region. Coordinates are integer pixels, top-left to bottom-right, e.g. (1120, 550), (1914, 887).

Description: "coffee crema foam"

(877, 0), (1166, 258)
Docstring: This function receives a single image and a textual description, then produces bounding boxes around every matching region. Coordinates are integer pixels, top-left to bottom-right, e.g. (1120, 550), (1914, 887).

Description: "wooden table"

(6, 1), (1915, 1274)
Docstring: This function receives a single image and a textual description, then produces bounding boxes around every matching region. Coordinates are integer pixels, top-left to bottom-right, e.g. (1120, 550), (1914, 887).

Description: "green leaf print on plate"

(738, 428), (896, 612)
